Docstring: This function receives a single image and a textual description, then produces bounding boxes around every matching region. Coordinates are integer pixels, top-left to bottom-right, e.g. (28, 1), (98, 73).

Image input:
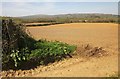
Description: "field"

(27, 23), (117, 48)
(25, 23), (118, 77)
(24, 22), (51, 26)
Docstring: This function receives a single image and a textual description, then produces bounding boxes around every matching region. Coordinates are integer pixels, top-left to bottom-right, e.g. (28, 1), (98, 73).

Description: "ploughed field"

(25, 23), (118, 77)
(27, 23), (118, 49)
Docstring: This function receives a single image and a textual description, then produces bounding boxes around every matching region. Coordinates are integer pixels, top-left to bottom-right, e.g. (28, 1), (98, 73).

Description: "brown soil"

(1, 23), (118, 77)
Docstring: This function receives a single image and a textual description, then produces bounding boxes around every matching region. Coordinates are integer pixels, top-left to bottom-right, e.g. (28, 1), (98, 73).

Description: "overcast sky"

(1, 1), (118, 17)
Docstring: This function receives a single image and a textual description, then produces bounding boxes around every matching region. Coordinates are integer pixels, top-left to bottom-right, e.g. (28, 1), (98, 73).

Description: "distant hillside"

(19, 13), (117, 19)
(18, 13), (118, 23)
(19, 14), (52, 19)
(2, 13), (118, 23)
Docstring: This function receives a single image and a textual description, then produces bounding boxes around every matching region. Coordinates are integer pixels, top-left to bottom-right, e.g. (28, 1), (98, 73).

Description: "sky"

(1, 2), (118, 17)
(1, 0), (120, 2)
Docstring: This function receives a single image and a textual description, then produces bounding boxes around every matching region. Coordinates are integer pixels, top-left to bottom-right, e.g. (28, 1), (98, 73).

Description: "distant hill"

(19, 14), (52, 19)
(2, 13), (118, 23)
(19, 13), (117, 19)
(18, 13), (118, 23)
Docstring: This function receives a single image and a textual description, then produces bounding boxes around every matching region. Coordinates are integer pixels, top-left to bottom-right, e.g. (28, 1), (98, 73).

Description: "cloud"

(2, 2), (56, 16)
(2, 0), (119, 2)
(2, 2), (118, 17)
(2, 0), (38, 2)
(40, 2), (56, 14)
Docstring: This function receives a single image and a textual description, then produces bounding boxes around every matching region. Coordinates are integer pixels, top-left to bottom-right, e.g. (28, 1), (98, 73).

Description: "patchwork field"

(26, 23), (118, 77)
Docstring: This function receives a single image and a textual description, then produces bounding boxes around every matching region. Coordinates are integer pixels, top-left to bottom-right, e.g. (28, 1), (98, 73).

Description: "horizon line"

(1, 13), (118, 17)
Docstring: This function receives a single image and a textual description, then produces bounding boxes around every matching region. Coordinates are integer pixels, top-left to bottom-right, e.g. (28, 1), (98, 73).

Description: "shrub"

(2, 19), (76, 70)
(10, 48), (30, 67)
(2, 19), (36, 70)
(8, 40), (76, 69)
(29, 40), (76, 65)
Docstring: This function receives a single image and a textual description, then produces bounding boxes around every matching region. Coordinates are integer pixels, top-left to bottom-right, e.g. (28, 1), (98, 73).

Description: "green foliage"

(29, 40), (76, 65)
(2, 19), (76, 70)
(7, 39), (76, 69)
(2, 19), (36, 70)
(10, 47), (30, 67)
(18, 14), (118, 24)
(25, 22), (64, 27)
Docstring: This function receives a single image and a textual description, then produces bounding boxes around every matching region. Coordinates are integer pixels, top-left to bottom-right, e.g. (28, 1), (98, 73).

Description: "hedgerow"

(2, 19), (76, 70)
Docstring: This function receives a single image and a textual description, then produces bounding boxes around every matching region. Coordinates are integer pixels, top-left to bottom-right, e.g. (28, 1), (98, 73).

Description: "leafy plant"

(10, 48), (29, 67)
(2, 19), (76, 70)
(2, 19), (36, 70)
(29, 40), (76, 65)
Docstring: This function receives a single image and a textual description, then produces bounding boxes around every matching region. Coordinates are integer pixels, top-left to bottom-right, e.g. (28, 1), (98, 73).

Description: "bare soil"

(1, 23), (118, 77)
